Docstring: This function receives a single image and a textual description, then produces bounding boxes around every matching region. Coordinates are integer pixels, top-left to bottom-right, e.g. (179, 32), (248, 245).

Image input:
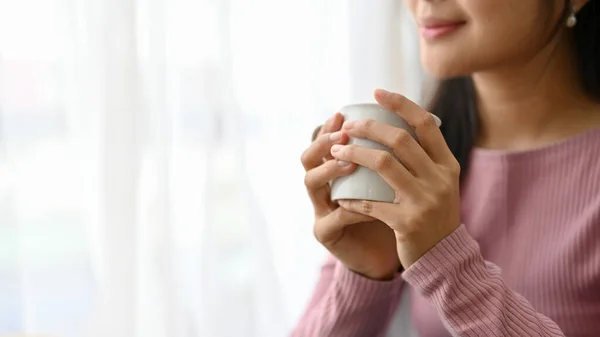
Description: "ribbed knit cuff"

(402, 225), (487, 297)
(333, 261), (404, 306)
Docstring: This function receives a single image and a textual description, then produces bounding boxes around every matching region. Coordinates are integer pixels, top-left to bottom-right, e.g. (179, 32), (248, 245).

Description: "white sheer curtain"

(0, 0), (421, 336)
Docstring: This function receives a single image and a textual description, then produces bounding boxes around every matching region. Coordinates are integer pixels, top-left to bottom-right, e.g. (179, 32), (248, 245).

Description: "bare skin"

(301, 113), (400, 280)
(302, 0), (600, 278)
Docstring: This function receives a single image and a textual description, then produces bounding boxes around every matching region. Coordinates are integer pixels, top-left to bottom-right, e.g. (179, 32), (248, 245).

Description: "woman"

(293, 0), (600, 336)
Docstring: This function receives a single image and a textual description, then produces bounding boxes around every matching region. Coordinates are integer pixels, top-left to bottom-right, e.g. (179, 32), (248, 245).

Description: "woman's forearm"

(403, 225), (564, 337)
(291, 255), (404, 337)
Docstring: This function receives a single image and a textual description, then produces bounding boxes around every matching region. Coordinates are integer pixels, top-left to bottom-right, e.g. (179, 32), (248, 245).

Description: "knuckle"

(301, 135), (329, 167)
(342, 144), (355, 157)
(305, 162), (335, 189)
(374, 151), (394, 171)
(448, 159), (461, 177)
(322, 160), (338, 177)
(314, 133), (330, 152)
(427, 194), (443, 210)
(315, 133), (331, 148)
(361, 200), (373, 214)
(300, 150), (311, 167)
(429, 177), (454, 203)
(303, 172), (315, 188)
(439, 179), (455, 197)
(359, 118), (376, 131)
(318, 132), (331, 143)
(313, 222), (325, 242)
(417, 113), (437, 129)
(391, 129), (412, 148)
(314, 211), (342, 244)
(393, 94), (408, 110)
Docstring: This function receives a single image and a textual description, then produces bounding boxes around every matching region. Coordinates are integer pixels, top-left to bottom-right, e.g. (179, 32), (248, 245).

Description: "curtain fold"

(0, 0), (421, 336)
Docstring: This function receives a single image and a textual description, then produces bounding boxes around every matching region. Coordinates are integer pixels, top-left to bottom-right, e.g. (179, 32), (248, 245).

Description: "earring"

(566, 4), (577, 28)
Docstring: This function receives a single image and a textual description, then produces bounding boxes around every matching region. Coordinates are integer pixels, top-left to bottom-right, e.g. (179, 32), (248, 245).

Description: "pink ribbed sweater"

(292, 128), (600, 337)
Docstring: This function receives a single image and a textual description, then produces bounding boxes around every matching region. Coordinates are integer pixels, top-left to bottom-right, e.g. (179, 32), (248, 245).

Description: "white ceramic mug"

(330, 103), (442, 203)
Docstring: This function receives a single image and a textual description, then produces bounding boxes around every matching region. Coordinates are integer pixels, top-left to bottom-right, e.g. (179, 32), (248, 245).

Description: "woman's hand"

(331, 89), (462, 269)
(302, 113), (400, 280)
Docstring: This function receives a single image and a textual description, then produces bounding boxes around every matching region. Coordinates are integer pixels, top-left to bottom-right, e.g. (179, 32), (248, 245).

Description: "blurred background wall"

(0, 0), (422, 336)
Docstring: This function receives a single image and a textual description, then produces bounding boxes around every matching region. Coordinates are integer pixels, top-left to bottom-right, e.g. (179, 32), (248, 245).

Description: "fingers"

(330, 144), (418, 195)
(324, 112), (344, 134)
(321, 113), (344, 160)
(305, 159), (357, 215)
(313, 207), (375, 245)
(337, 199), (397, 225)
(303, 113), (353, 215)
(301, 131), (348, 170)
(374, 89), (453, 165)
(302, 113), (345, 170)
(342, 119), (436, 177)
(304, 159), (356, 190)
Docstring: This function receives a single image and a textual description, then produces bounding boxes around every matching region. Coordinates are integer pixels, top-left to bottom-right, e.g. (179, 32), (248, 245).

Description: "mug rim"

(340, 102), (442, 127)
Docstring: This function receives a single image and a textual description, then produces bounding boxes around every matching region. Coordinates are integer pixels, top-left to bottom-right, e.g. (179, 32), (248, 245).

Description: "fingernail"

(343, 120), (355, 129)
(330, 131), (342, 142)
(331, 144), (343, 153)
(337, 160), (350, 167)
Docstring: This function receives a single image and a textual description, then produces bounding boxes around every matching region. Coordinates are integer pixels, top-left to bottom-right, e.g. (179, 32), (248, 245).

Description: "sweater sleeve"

(402, 225), (565, 337)
(291, 255), (405, 337)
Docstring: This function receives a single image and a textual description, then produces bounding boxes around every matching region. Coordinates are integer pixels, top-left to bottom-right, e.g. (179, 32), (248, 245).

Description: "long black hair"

(430, 1), (600, 178)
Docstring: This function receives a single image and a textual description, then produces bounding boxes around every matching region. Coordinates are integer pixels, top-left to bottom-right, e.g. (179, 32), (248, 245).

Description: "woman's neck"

(472, 34), (600, 150)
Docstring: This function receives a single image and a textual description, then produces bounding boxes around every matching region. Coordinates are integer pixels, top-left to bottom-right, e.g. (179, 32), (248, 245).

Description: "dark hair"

(430, 0), (600, 178)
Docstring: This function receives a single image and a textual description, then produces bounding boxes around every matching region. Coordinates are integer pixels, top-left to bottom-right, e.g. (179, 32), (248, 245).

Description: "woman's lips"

(419, 19), (466, 40)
